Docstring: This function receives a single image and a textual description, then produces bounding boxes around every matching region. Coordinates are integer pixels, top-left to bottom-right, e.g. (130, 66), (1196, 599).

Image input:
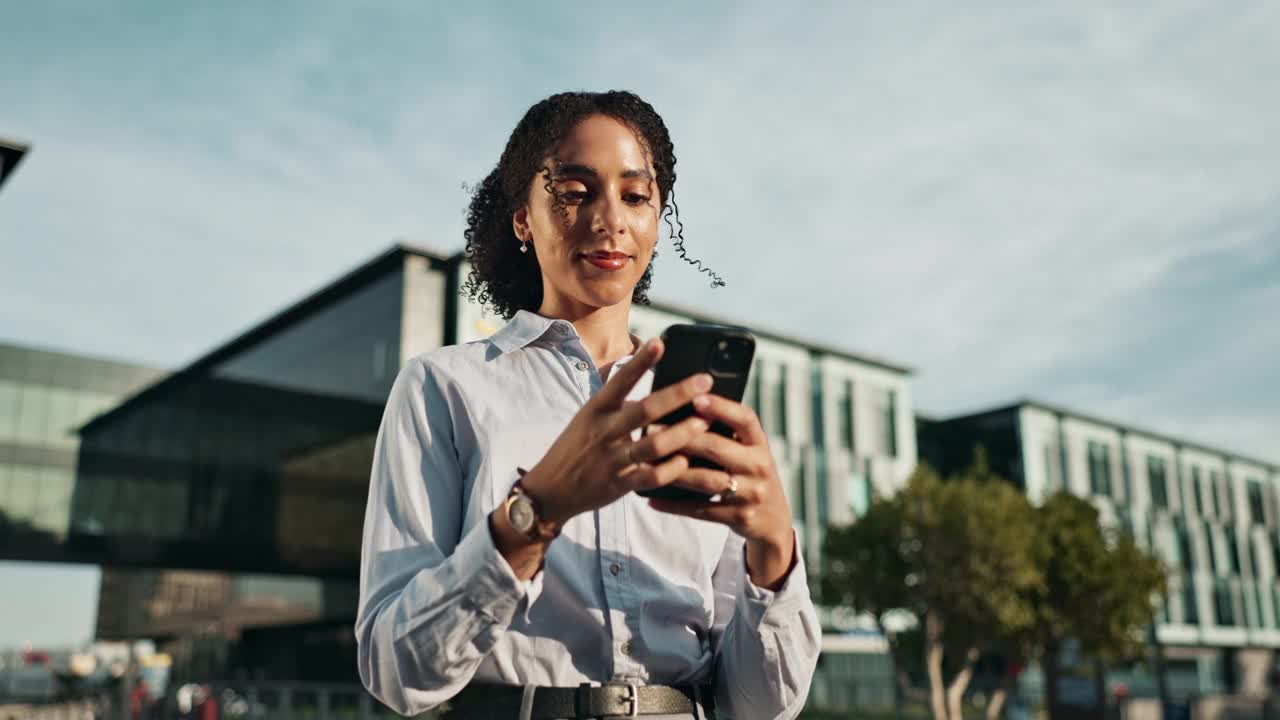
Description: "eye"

(623, 193), (651, 206)
(559, 190), (590, 204)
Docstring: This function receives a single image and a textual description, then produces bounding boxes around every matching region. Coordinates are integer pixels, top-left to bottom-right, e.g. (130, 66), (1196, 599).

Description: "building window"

(884, 390), (897, 458)
(868, 387), (898, 458)
(1205, 523), (1219, 575)
(748, 359), (764, 418)
(1183, 579), (1200, 625)
(1248, 480), (1267, 526)
(837, 379), (855, 451)
(1119, 446), (1133, 505)
(1149, 457), (1169, 508)
(1175, 518), (1195, 571)
(1087, 441), (1112, 497)
(1225, 525), (1242, 576)
(774, 365), (788, 439)
(792, 456), (807, 525)
(1214, 579), (1236, 627)
(1210, 471), (1225, 519)
(1190, 468), (1204, 516)
(1272, 531), (1280, 579)
(1045, 443), (1061, 492)
(1224, 473), (1236, 521)
(847, 465), (871, 518)
(1118, 510), (1134, 537)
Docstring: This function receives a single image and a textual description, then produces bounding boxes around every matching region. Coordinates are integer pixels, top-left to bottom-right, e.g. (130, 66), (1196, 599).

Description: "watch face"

(510, 495), (536, 533)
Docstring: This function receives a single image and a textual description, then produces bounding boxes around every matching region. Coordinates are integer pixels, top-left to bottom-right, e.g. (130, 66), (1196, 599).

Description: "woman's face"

(515, 113), (661, 314)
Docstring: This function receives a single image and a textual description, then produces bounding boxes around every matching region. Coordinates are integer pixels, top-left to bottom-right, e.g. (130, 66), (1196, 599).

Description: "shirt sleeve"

(708, 528), (821, 720)
(354, 357), (543, 716)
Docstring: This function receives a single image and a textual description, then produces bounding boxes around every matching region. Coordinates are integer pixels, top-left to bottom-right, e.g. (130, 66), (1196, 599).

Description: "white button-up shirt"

(355, 310), (820, 718)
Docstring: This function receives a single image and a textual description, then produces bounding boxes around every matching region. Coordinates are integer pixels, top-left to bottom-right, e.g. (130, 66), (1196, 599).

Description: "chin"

(577, 282), (635, 308)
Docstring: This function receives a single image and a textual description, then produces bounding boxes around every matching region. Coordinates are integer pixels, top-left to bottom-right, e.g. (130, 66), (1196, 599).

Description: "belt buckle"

(588, 681), (638, 718)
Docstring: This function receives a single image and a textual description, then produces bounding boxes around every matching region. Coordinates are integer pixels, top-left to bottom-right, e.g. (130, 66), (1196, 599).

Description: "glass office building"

(70, 252), (406, 577)
(0, 341), (164, 557)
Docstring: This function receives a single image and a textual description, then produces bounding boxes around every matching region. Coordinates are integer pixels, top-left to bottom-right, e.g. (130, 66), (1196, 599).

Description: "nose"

(591, 193), (626, 237)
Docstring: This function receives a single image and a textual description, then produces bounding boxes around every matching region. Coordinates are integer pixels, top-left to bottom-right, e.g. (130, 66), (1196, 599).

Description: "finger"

(621, 453), (691, 493)
(629, 416), (709, 467)
(605, 371), (713, 440)
(591, 338), (664, 410)
(690, 394), (767, 446)
(608, 416), (706, 477)
(667, 467), (748, 501)
(647, 497), (746, 526)
(679, 431), (755, 474)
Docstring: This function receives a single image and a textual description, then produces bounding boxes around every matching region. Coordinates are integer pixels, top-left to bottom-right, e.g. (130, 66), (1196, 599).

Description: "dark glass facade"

(68, 263), (404, 576)
(0, 341), (163, 559)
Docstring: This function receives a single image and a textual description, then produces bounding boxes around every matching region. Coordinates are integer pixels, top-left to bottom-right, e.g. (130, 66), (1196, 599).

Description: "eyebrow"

(553, 162), (653, 181)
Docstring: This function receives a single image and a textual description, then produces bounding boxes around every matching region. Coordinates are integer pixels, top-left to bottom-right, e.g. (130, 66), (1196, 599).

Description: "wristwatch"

(504, 468), (561, 543)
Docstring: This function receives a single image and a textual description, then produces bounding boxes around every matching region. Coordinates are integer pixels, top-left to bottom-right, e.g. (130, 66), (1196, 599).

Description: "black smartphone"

(635, 323), (756, 501)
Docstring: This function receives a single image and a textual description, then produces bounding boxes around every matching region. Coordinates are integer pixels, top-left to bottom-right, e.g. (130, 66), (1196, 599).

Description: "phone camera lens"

(708, 337), (751, 375)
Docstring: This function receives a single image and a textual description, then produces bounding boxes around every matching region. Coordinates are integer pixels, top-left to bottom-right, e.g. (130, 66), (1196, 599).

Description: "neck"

(537, 296), (638, 367)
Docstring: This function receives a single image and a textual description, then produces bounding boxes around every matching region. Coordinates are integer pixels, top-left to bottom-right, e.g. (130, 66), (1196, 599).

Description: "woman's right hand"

(519, 337), (713, 526)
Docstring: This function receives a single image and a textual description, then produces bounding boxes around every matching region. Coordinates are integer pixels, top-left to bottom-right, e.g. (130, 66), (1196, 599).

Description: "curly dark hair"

(460, 90), (724, 320)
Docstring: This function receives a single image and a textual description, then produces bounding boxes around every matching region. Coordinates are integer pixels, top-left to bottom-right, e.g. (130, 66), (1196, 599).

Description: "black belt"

(445, 681), (716, 719)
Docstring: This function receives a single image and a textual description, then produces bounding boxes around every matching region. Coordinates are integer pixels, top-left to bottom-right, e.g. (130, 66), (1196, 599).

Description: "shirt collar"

(489, 309), (578, 354)
(489, 309), (644, 358)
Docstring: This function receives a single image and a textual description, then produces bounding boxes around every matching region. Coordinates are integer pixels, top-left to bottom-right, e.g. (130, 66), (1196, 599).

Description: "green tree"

(824, 459), (1042, 720)
(1027, 493), (1168, 720)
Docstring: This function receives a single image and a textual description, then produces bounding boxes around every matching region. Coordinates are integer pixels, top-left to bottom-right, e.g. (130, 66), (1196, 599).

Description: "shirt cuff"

(737, 528), (811, 628)
(452, 515), (546, 626)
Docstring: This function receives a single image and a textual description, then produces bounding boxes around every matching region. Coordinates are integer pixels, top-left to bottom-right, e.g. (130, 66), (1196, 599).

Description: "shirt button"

(609, 562), (622, 576)
(621, 641), (633, 656)
(576, 361), (589, 371)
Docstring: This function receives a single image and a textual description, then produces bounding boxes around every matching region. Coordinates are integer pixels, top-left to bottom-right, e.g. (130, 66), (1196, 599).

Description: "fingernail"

(693, 395), (710, 409)
(694, 374), (713, 391)
(692, 418), (709, 431)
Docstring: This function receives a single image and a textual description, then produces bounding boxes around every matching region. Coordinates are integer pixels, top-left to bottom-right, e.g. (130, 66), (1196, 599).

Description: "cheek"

(530, 205), (579, 242)
(632, 206), (660, 243)
(641, 218), (661, 261)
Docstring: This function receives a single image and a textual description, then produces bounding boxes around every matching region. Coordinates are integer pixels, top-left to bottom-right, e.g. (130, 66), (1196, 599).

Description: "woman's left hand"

(646, 394), (798, 591)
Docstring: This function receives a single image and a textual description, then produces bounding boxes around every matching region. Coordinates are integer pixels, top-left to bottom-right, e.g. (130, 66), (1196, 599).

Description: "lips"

(580, 251), (631, 271)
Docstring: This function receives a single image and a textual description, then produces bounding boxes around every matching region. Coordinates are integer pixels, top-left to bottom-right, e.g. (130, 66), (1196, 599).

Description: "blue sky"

(1, 1), (1278, 646)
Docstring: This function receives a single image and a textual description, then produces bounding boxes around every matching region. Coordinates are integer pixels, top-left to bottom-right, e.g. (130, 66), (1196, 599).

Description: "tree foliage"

(824, 459), (1040, 720)
(1029, 493), (1168, 720)
(823, 454), (1168, 720)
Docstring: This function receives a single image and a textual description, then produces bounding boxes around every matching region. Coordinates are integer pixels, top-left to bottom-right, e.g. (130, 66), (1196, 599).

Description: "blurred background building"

(0, 341), (164, 559)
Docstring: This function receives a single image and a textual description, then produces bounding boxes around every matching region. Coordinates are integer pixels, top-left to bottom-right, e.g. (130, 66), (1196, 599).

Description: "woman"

(355, 90), (820, 719)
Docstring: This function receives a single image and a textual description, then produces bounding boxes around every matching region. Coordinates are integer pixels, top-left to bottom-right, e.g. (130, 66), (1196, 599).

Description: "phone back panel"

(650, 323), (755, 468)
